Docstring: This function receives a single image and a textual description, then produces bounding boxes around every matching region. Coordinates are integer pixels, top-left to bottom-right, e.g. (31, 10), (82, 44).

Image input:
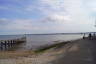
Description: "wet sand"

(0, 39), (96, 64)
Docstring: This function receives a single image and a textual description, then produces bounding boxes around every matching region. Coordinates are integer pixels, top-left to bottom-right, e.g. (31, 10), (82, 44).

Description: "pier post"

(8, 40), (10, 48)
(0, 41), (3, 50)
(0, 36), (26, 51)
(10, 40), (13, 47)
(4, 41), (7, 50)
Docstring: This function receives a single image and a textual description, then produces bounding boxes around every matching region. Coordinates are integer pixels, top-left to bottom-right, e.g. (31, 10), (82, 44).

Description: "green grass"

(34, 41), (70, 53)
(0, 41), (71, 58)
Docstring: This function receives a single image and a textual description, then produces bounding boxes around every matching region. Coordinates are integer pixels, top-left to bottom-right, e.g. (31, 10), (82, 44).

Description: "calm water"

(0, 34), (83, 50)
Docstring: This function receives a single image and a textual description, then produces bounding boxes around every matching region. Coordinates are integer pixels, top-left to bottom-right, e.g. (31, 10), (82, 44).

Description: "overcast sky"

(0, 0), (96, 35)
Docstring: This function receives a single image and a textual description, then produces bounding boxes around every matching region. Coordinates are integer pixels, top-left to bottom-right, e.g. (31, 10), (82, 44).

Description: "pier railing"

(0, 37), (26, 51)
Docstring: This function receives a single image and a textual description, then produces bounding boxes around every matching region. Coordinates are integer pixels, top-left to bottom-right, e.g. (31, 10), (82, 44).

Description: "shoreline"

(0, 38), (83, 64)
(0, 38), (81, 59)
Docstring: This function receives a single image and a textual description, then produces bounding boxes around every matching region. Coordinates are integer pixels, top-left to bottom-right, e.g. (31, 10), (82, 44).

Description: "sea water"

(0, 34), (83, 50)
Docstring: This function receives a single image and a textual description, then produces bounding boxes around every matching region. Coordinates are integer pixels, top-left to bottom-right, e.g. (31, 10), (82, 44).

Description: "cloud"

(0, 0), (96, 34)
(84, 0), (96, 15)
(24, 0), (66, 16)
(0, 18), (58, 31)
(37, 0), (96, 32)
(40, 14), (71, 23)
(0, 18), (10, 25)
(0, 6), (9, 10)
(0, 19), (39, 31)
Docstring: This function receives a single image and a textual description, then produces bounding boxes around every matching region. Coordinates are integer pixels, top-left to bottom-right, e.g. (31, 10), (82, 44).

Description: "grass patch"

(0, 41), (71, 58)
(34, 41), (70, 53)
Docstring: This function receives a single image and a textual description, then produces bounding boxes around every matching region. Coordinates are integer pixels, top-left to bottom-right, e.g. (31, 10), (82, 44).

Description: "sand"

(0, 39), (96, 64)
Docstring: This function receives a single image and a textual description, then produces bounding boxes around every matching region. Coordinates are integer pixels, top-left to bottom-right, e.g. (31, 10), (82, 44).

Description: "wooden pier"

(0, 37), (26, 51)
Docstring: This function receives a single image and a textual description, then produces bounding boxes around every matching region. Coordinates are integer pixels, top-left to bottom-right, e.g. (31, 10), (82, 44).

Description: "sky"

(0, 0), (96, 35)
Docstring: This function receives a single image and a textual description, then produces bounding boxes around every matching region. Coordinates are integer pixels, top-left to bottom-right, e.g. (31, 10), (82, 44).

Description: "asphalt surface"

(51, 39), (96, 64)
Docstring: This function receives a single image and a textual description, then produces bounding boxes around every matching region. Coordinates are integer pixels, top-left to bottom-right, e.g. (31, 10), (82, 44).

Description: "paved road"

(51, 39), (96, 64)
